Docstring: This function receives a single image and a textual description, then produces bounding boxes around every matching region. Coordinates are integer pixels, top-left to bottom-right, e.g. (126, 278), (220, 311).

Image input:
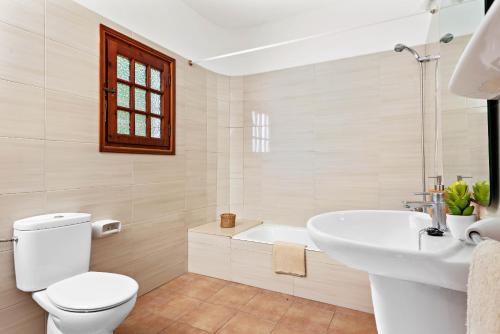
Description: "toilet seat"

(46, 272), (138, 313)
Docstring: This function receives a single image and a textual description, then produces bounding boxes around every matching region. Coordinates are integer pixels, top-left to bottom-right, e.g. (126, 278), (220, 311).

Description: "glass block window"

(100, 25), (175, 155)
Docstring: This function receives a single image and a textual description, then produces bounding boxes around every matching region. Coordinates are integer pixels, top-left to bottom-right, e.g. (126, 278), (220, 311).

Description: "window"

(100, 25), (175, 155)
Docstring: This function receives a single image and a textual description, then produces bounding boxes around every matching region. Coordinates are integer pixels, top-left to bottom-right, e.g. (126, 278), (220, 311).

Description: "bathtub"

(188, 221), (373, 313)
(233, 223), (320, 251)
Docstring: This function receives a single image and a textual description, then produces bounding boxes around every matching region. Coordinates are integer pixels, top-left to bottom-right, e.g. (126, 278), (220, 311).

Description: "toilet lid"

(46, 272), (138, 312)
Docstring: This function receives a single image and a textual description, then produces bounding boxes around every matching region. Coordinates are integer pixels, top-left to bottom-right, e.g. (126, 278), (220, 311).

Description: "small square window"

(100, 25), (175, 155)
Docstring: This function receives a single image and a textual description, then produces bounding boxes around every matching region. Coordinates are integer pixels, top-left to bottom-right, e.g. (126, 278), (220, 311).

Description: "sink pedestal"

(370, 274), (467, 334)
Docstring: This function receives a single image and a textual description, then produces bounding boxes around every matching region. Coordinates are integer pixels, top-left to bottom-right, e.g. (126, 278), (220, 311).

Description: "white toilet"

(13, 213), (138, 334)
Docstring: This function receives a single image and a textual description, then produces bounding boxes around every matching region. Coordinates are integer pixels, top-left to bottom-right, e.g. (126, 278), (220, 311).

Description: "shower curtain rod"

(187, 9), (440, 66)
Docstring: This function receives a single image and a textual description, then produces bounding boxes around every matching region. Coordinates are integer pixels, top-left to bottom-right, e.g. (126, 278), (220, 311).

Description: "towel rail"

(469, 232), (486, 245)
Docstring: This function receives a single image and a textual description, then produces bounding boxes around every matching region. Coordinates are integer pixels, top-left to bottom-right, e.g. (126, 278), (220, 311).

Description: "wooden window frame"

(99, 24), (176, 155)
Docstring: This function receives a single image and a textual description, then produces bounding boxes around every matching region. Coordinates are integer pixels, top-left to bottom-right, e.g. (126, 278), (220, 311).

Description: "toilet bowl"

(12, 213), (139, 334)
(33, 272), (138, 334)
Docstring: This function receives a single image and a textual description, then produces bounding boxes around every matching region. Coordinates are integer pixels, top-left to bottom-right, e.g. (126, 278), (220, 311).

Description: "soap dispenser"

(456, 175), (472, 183)
(427, 176), (445, 216)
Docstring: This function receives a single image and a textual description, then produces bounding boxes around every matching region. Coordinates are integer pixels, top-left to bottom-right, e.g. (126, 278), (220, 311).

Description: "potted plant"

(472, 180), (490, 219)
(445, 181), (477, 240)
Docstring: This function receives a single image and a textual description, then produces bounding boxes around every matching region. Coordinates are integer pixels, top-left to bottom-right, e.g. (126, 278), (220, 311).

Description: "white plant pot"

(446, 214), (477, 240)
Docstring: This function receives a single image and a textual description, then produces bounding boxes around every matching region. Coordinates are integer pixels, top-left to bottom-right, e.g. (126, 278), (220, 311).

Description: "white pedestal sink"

(307, 210), (474, 334)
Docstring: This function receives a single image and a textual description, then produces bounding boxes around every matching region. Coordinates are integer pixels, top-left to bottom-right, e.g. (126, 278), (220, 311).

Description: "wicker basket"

(220, 213), (236, 228)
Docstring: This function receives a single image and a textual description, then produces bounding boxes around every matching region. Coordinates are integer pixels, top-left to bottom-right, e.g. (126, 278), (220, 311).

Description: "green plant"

(472, 180), (490, 206)
(445, 181), (475, 216)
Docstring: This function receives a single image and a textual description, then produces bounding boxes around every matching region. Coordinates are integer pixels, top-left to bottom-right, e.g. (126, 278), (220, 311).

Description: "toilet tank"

(13, 213), (92, 292)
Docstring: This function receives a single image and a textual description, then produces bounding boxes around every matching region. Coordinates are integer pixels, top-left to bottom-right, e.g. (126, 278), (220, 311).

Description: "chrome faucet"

(403, 192), (447, 231)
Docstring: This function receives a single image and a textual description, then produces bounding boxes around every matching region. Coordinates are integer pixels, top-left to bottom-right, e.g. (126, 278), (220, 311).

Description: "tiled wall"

(0, 0), (229, 332)
(228, 35), (488, 226)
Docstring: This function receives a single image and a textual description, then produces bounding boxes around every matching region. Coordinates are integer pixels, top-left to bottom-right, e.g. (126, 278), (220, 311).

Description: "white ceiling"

(74, 0), (484, 75)
(180, 0), (332, 29)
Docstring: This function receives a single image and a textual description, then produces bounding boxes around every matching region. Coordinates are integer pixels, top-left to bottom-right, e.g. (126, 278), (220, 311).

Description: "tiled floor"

(116, 273), (378, 334)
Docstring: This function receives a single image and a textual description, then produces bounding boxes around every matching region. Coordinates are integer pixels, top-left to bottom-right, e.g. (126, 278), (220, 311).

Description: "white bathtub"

(233, 223), (320, 251)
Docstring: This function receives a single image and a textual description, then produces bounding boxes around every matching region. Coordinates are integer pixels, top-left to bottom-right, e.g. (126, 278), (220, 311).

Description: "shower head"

(393, 43), (422, 60)
(440, 33), (454, 44)
(394, 43), (407, 52)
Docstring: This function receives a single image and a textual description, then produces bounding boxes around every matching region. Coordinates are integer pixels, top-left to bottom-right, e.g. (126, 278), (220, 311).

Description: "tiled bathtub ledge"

(188, 221), (373, 314)
(189, 219), (263, 237)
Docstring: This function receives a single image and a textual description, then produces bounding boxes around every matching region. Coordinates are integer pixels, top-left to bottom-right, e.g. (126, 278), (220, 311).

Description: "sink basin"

(307, 210), (475, 334)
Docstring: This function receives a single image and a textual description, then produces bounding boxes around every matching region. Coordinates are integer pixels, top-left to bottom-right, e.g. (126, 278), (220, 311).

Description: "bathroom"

(1, 0), (499, 333)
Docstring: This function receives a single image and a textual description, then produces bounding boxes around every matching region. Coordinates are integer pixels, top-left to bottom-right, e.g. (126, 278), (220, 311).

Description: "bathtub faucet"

(403, 192), (447, 232)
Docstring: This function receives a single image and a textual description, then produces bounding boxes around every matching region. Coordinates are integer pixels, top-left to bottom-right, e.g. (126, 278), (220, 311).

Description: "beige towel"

(273, 241), (306, 277)
(467, 240), (500, 334)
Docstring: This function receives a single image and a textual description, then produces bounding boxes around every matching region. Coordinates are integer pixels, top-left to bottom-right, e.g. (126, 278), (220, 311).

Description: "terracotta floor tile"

(161, 273), (228, 301)
(217, 312), (276, 334)
(115, 309), (173, 334)
(135, 289), (175, 311)
(240, 290), (294, 322)
(179, 302), (237, 333)
(272, 300), (335, 334)
(161, 322), (211, 334)
(153, 293), (204, 321)
(293, 297), (337, 312)
(119, 274), (375, 334)
(328, 307), (377, 334)
(208, 283), (261, 308)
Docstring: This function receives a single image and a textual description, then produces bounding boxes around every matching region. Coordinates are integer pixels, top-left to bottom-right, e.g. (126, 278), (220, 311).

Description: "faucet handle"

(457, 175), (472, 181)
(414, 192), (432, 196)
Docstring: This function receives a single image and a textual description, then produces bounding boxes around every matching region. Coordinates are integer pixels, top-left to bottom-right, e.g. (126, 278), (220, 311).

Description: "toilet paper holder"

(92, 219), (121, 238)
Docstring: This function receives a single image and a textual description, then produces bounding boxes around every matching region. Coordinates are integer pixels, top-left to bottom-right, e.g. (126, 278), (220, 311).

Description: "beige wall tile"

(217, 100), (230, 128)
(217, 75), (230, 101)
(237, 39), (479, 226)
(186, 207), (209, 229)
(0, 80), (44, 139)
(0, 192), (45, 252)
(45, 141), (133, 190)
(207, 110), (218, 153)
(0, 297), (45, 334)
(230, 100), (244, 128)
(46, 185), (133, 225)
(0, 138), (44, 194)
(183, 118), (208, 151)
(46, 39), (98, 98)
(132, 181), (185, 222)
(230, 76), (244, 101)
(45, 90), (99, 143)
(133, 154), (186, 185)
(188, 232), (231, 280)
(185, 150), (208, 210)
(230, 178), (243, 208)
(0, 0), (44, 35)
(46, 0), (100, 55)
(217, 126), (230, 153)
(0, 21), (44, 86)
